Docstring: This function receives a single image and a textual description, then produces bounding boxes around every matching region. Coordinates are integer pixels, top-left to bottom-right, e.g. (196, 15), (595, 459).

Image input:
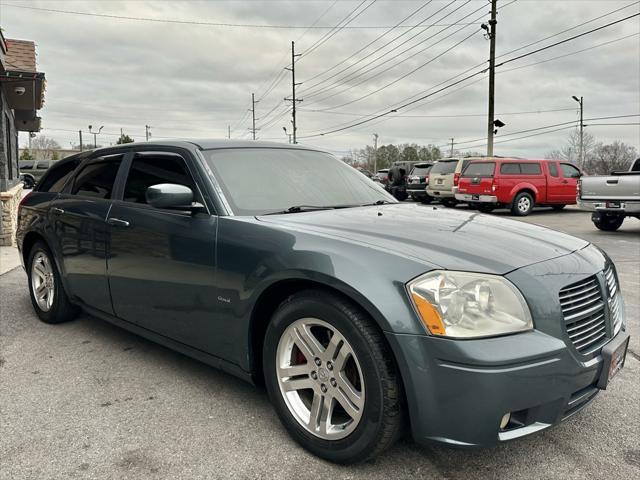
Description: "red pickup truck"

(455, 159), (581, 215)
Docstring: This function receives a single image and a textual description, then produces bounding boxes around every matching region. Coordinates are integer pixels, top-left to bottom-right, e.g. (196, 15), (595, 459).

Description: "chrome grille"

(559, 276), (607, 354)
(605, 265), (622, 335)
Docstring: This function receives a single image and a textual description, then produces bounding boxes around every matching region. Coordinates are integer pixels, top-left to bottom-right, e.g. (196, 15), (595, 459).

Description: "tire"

(511, 191), (534, 216)
(551, 205), (566, 211)
(477, 204), (495, 213)
(593, 215), (624, 231)
(27, 241), (78, 324)
(263, 290), (404, 464)
(441, 198), (457, 208)
(420, 196), (433, 205)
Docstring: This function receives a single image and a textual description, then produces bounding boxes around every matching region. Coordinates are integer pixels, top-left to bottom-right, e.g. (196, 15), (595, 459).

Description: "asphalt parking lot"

(1, 206), (639, 480)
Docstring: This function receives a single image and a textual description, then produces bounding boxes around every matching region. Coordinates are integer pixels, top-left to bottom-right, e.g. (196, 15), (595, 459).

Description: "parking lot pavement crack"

(626, 349), (640, 362)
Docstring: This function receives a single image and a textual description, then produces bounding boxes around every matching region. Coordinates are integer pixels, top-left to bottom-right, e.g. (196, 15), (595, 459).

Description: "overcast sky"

(2, 0), (639, 158)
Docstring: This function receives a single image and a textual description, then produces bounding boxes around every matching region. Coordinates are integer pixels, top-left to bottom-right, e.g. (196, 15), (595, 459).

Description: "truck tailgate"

(581, 173), (640, 201)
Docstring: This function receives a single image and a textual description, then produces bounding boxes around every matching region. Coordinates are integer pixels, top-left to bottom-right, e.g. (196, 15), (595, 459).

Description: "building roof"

(4, 39), (37, 72)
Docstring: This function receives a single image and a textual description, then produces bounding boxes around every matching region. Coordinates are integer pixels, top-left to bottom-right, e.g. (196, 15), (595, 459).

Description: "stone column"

(0, 183), (23, 246)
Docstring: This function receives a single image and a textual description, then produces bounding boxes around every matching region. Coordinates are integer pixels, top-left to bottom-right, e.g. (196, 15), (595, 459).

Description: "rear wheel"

(477, 204), (495, 213)
(263, 290), (403, 464)
(420, 196), (433, 205)
(441, 198), (457, 208)
(593, 214), (624, 231)
(511, 192), (534, 216)
(27, 241), (78, 324)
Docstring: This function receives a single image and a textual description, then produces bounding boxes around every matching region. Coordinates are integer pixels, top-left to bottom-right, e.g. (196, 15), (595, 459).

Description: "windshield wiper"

(263, 205), (338, 215)
(360, 200), (395, 206)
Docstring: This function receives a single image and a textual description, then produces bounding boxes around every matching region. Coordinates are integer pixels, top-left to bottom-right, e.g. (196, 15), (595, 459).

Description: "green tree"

(400, 145), (419, 162)
(20, 149), (34, 160)
(117, 133), (134, 144)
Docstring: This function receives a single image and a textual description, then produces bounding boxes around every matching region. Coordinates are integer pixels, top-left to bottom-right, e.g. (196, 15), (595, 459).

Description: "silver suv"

(425, 157), (472, 207)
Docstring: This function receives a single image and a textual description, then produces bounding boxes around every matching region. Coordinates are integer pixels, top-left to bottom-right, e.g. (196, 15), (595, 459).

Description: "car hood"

(257, 204), (589, 275)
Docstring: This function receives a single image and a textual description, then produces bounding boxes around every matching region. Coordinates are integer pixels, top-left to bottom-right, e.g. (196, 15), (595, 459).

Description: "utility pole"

(486, 0), (498, 157)
(79, 130), (83, 152)
(145, 125), (151, 141)
(450, 138), (454, 157)
(572, 95), (584, 168)
(249, 93), (259, 140)
(373, 133), (379, 172)
(284, 41), (302, 143)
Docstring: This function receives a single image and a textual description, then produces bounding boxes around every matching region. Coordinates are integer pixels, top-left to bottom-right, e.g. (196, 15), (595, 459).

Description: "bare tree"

(30, 135), (61, 160)
(546, 130), (595, 164)
(584, 141), (637, 175)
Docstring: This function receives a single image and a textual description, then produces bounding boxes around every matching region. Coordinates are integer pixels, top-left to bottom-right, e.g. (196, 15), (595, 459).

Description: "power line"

(0, 2), (474, 29)
(300, 107), (578, 118)
(297, 12), (640, 139)
(300, 0), (471, 99)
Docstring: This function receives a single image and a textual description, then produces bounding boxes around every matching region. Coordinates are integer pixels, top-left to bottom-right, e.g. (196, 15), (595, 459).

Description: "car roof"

(89, 139), (325, 154)
(464, 158), (550, 163)
(412, 162), (432, 167)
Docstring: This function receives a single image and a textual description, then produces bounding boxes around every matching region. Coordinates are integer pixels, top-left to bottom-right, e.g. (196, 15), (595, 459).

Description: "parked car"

(19, 159), (56, 189)
(426, 157), (472, 207)
(578, 158), (640, 231)
(455, 159), (581, 216)
(372, 168), (389, 184)
(17, 140), (629, 464)
(356, 167), (373, 178)
(391, 160), (421, 178)
(407, 162), (433, 203)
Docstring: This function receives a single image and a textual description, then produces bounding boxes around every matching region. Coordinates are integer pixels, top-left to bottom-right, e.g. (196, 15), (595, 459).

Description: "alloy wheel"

(517, 196), (531, 213)
(276, 318), (365, 440)
(31, 251), (55, 312)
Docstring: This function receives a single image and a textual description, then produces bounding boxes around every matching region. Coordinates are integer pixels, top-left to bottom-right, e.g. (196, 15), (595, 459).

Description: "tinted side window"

(72, 161), (121, 199)
(632, 158), (640, 171)
(463, 162), (495, 177)
(20, 160), (34, 170)
(520, 163), (542, 175)
(500, 163), (520, 174)
(123, 155), (196, 204)
(37, 159), (81, 193)
(36, 161), (51, 170)
(430, 161), (457, 174)
(548, 162), (559, 177)
(560, 163), (581, 178)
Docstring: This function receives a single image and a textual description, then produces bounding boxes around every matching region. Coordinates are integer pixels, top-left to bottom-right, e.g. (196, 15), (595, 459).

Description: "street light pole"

(88, 125), (103, 148)
(572, 95), (584, 168)
(372, 133), (379, 172)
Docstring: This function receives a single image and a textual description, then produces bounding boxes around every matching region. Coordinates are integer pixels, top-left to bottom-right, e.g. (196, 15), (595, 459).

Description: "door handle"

(561, 180), (569, 184)
(107, 217), (130, 228)
(51, 207), (65, 215)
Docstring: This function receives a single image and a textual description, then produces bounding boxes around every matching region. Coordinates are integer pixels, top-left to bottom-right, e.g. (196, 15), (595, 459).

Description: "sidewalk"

(0, 245), (21, 275)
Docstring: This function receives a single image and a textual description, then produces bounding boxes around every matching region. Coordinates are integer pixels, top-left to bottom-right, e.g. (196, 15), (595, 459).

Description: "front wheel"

(593, 214), (624, 231)
(263, 290), (403, 464)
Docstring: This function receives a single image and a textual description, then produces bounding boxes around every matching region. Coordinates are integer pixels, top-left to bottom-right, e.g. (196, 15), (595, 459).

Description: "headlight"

(407, 270), (533, 338)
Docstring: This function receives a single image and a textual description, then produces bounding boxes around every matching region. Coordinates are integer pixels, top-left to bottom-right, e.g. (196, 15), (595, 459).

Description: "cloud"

(2, 0), (638, 156)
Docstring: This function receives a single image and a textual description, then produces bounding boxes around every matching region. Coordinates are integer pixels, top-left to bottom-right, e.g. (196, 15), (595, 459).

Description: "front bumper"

(455, 193), (498, 203)
(578, 199), (640, 214)
(387, 328), (628, 447)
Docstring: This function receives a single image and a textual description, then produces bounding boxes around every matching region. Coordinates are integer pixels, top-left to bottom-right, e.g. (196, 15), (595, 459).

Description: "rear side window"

(500, 163), (520, 174)
(632, 158), (640, 171)
(410, 166), (431, 175)
(20, 160), (34, 170)
(36, 161), (51, 170)
(72, 160), (122, 199)
(548, 162), (559, 177)
(37, 159), (81, 193)
(430, 161), (457, 174)
(520, 163), (542, 175)
(463, 162), (495, 177)
(560, 163), (581, 178)
(123, 154), (196, 204)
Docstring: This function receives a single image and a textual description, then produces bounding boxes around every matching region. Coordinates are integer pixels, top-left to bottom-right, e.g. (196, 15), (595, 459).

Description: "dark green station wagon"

(17, 140), (629, 463)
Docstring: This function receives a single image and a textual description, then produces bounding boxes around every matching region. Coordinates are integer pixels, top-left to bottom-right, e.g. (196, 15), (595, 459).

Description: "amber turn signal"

(411, 292), (446, 336)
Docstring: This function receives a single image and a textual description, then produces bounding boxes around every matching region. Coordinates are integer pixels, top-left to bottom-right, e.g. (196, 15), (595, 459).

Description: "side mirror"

(146, 183), (196, 210)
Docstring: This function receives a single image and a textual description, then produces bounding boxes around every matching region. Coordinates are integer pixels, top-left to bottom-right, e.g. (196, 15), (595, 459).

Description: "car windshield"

(429, 160), (458, 175)
(203, 148), (395, 215)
